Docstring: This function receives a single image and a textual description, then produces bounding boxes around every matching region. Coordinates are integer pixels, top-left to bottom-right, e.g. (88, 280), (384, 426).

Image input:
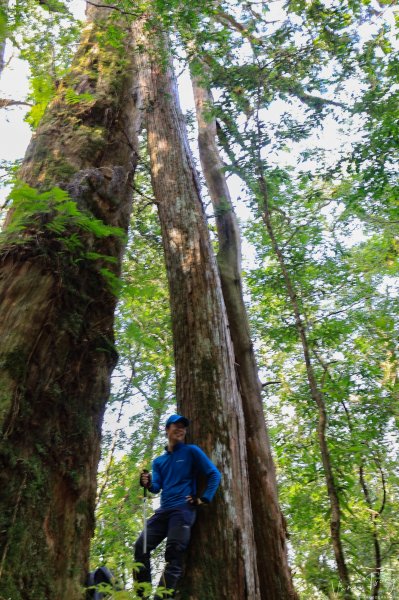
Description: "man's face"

(167, 421), (187, 444)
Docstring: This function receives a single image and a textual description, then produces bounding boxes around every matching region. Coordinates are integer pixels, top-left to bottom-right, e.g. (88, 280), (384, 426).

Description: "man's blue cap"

(165, 414), (189, 428)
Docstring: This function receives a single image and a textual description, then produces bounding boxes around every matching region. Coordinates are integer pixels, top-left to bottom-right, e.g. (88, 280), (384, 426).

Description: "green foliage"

(98, 24), (128, 51)
(1, 182), (126, 293)
(3, 0), (81, 128)
(341, 47), (399, 232)
(243, 169), (399, 596)
(64, 88), (95, 105)
(85, 575), (173, 598)
(0, 2), (7, 42)
(25, 74), (57, 128)
(3, 181), (125, 242)
(2, 0), (398, 596)
(0, 159), (22, 188)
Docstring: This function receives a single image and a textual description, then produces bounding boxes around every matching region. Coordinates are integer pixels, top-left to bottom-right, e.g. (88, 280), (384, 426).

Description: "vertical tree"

(139, 29), (261, 599)
(257, 169), (352, 599)
(0, 7), (143, 597)
(191, 68), (297, 599)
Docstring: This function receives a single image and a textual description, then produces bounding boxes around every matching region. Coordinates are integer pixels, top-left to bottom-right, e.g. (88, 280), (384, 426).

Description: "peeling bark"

(140, 32), (260, 600)
(191, 73), (297, 600)
(0, 8), (143, 599)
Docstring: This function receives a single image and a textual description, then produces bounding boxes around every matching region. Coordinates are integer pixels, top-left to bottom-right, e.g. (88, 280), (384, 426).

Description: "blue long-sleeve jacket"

(148, 442), (221, 509)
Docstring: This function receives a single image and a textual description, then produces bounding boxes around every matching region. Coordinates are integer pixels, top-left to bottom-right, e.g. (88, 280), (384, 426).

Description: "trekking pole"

(142, 469), (148, 554)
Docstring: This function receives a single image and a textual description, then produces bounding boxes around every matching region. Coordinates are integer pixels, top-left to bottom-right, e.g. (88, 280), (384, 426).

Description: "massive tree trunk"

(140, 31), (260, 600)
(0, 8), (142, 599)
(191, 73), (297, 599)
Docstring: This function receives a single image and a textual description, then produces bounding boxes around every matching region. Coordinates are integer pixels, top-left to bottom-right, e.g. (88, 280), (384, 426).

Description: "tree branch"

(0, 98), (33, 109)
(85, 0), (138, 17)
(289, 88), (348, 111)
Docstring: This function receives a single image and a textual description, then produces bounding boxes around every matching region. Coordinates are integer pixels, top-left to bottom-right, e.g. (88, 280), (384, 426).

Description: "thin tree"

(215, 100), (354, 596)
(256, 164), (353, 600)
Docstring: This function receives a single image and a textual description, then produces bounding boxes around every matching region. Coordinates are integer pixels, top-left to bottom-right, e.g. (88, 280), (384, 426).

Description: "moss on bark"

(0, 8), (144, 598)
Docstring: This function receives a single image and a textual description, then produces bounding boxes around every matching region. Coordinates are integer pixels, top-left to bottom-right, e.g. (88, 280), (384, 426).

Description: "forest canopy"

(0, 0), (398, 598)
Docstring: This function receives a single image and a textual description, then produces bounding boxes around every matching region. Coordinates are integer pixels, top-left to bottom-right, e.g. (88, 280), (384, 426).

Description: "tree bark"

(140, 31), (260, 600)
(0, 8), (142, 599)
(191, 73), (297, 599)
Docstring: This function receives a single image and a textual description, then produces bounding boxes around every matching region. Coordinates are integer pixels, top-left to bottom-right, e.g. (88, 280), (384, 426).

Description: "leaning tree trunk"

(0, 8), (142, 599)
(140, 31), (260, 600)
(191, 72), (297, 600)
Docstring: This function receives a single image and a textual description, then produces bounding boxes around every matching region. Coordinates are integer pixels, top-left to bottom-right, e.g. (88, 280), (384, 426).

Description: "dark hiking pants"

(134, 505), (196, 598)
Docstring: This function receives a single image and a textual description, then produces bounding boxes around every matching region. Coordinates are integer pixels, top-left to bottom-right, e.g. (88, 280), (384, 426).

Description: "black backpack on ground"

(86, 566), (116, 599)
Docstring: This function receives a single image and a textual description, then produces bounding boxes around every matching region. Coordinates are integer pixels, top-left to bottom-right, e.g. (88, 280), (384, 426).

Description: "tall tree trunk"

(0, 8), (142, 599)
(140, 31), (260, 600)
(257, 172), (353, 599)
(191, 73), (297, 600)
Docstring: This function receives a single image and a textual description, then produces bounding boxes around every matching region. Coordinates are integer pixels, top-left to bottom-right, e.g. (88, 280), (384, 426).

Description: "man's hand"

(186, 495), (209, 506)
(140, 471), (152, 489)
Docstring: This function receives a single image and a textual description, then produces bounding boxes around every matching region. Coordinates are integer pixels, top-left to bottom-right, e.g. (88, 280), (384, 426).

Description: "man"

(134, 414), (221, 599)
